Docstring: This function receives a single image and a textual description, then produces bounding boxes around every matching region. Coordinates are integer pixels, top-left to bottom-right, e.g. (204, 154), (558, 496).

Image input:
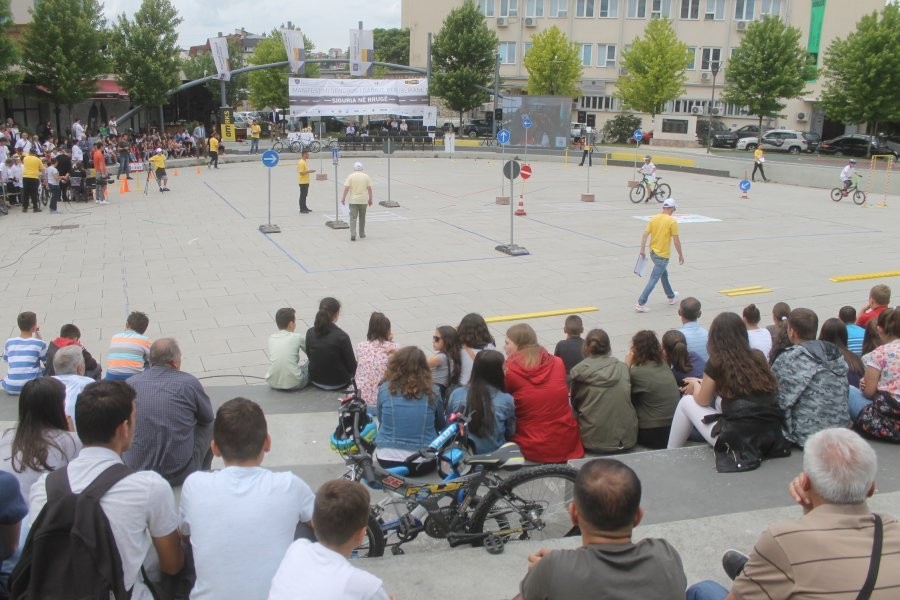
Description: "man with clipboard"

(635, 198), (683, 313)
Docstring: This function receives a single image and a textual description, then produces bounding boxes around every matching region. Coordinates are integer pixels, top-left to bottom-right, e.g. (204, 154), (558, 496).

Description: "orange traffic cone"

(195, 166), (201, 175)
(119, 177), (130, 193)
(173, 168), (179, 176)
(515, 196), (526, 216)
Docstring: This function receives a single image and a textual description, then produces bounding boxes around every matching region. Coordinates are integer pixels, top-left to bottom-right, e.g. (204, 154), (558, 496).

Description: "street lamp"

(705, 61), (721, 155)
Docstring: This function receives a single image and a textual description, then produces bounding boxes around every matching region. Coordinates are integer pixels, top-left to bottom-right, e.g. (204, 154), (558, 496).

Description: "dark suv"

(697, 120), (737, 148)
(819, 135), (898, 157)
(462, 119), (495, 137)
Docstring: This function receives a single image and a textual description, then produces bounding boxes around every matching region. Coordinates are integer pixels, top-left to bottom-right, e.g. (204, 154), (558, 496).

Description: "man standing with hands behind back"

(341, 162), (373, 242)
(636, 198), (683, 312)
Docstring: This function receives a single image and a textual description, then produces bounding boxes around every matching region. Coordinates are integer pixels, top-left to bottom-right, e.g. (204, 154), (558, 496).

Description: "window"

(734, 0), (754, 20)
(550, 0), (568, 17)
(580, 95), (619, 111)
(597, 43), (616, 67)
(651, 0), (671, 18)
(680, 0), (699, 19)
(704, 0), (724, 19)
(579, 44), (593, 66)
(685, 47), (696, 69)
(526, 0), (544, 16)
(627, 0), (647, 18)
(477, 0), (495, 16)
(662, 119), (689, 134)
(500, 0), (519, 17)
(701, 47), (721, 70)
(666, 98), (709, 113)
(576, 0), (594, 17)
(759, 0), (781, 16)
(599, 0), (618, 17)
(523, 42), (533, 57)
(499, 42), (517, 64)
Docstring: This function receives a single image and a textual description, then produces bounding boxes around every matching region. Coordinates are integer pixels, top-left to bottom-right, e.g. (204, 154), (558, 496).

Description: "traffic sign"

(331, 146), (340, 165)
(497, 129), (511, 144)
(521, 115), (533, 129)
(739, 179), (751, 192)
(503, 160), (521, 180)
(633, 129), (643, 142)
(261, 149), (279, 168)
(520, 164), (532, 180)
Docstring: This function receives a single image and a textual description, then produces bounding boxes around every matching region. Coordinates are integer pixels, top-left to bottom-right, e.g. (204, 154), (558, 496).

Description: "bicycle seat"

(465, 443), (525, 471)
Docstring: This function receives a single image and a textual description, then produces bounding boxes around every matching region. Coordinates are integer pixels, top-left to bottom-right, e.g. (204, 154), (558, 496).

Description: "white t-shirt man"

(268, 539), (390, 600)
(30, 447), (179, 600)
(72, 121), (85, 141)
(180, 467), (315, 600)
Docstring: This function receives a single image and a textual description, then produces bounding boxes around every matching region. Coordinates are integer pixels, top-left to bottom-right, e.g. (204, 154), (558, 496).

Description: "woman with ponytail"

(305, 297), (357, 390)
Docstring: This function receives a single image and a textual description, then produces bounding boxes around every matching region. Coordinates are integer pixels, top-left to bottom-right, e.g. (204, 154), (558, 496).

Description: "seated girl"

(447, 349), (515, 454)
(626, 330), (680, 449)
(661, 329), (705, 389)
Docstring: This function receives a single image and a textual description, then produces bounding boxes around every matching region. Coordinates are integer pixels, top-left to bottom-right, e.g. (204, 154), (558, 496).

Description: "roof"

(93, 80), (129, 100)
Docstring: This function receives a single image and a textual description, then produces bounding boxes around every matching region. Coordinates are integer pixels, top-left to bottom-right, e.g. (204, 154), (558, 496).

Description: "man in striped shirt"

(2, 311), (47, 394)
(105, 312), (151, 381)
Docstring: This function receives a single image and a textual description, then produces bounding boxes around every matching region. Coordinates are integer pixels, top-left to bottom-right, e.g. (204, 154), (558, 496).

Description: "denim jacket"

(375, 382), (445, 452)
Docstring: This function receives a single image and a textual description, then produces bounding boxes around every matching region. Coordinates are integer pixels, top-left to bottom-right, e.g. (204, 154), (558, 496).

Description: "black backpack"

(9, 463), (133, 600)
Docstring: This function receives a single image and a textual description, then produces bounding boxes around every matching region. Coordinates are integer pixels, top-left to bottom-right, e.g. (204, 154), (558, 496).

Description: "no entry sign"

(520, 164), (532, 180)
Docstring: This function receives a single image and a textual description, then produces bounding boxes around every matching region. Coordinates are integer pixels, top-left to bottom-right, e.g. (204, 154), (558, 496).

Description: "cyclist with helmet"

(840, 159), (858, 194)
(638, 155), (657, 202)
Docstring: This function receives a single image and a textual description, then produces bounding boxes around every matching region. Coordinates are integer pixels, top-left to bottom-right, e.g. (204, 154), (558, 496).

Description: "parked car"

(571, 122), (583, 138)
(697, 119), (738, 148)
(818, 134), (898, 158)
(736, 129), (808, 154)
(732, 124), (761, 139)
(802, 132), (821, 153)
(462, 119), (495, 137)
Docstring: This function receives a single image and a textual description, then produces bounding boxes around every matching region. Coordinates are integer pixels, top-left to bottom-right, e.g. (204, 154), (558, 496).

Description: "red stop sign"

(520, 164), (532, 180)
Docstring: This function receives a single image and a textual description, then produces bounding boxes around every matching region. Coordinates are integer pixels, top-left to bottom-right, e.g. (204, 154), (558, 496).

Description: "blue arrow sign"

(739, 179), (751, 192)
(497, 129), (511, 144)
(522, 115), (533, 129)
(331, 146), (340, 165)
(261, 149), (279, 168)
(633, 129), (643, 142)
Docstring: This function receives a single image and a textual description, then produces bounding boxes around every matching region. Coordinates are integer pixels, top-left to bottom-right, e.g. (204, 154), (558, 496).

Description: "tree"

(821, 4), (900, 149)
(373, 28), (410, 66)
(21, 0), (107, 131)
(247, 29), (318, 111)
(430, 0), (498, 123)
(181, 37), (248, 108)
(721, 16), (808, 133)
(523, 26), (581, 97)
(0, 0), (21, 98)
(615, 19), (691, 121)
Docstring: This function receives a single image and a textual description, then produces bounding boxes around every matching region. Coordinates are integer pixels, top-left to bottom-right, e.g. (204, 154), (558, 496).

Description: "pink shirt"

(355, 340), (399, 405)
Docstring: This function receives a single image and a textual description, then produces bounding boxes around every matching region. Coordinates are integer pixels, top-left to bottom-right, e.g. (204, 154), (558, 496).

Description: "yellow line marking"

(722, 288), (774, 297)
(485, 307), (599, 324)
(609, 153), (696, 167)
(719, 285), (765, 294)
(830, 271), (900, 282)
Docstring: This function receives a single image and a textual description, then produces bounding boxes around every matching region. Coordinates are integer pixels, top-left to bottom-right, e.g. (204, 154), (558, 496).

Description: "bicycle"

(830, 174), (866, 205)
(332, 389), (578, 558)
(630, 174), (671, 203)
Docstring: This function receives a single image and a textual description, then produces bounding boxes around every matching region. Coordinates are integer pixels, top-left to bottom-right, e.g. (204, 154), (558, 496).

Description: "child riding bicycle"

(840, 158), (859, 193)
(638, 155), (657, 202)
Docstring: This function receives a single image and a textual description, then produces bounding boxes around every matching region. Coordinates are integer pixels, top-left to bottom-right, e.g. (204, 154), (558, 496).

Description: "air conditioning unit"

(701, 72), (711, 81)
(736, 20), (748, 31)
(691, 107), (702, 115)
(797, 112), (808, 121)
(496, 17), (509, 26)
(704, 13), (715, 20)
(524, 17), (537, 27)
(711, 107), (720, 115)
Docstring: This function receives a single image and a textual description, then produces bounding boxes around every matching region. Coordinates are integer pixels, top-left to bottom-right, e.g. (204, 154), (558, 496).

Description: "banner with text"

(281, 29), (307, 76)
(349, 29), (374, 77)
(208, 37), (231, 82)
(288, 78), (430, 117)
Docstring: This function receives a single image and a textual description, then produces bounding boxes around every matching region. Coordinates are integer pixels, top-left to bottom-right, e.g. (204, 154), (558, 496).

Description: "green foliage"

(602, 113), (642, 143)
(430, 0), (498, 116)
(721, 16), (808, 128)
(181, 37), (247, 107)
(616, 19), (691, 118)
(373, 28), (410, 66)
(247, 29), (318, 111)
(821, 5), (900, 130)
(523, 26), (581, 97)
(21, 0), (107, 108)
(109, 0), (182, 108)
(0, 0), (20, 96)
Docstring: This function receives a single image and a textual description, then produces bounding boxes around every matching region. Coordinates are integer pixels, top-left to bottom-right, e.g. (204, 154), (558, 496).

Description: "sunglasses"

(433, 336), (442, 342)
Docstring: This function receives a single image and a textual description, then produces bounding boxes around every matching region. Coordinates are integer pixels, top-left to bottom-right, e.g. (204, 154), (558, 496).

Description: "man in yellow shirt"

(149, 148), (169, 192)
(207, 134), (220, 169)
(249, 120), (261, 154)
(636, 198), (684, 312)
(21, 149), (45, 212)
(296, 151), (316, 214)
(341, 162), (373, 241)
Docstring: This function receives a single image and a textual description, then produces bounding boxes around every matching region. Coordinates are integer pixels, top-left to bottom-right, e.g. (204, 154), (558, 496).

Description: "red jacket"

(506, 349), (584, 463)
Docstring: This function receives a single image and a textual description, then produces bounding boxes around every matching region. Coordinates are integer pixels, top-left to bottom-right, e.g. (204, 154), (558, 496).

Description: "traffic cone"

(515, 196), (526, 216)
(195, 166), (201, 175)
(173, 168), (179, 176)
(119, 177), (130, 193)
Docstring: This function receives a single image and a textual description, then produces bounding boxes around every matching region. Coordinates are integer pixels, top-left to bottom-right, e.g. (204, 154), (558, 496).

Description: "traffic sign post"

(259, 150), (281, 234)
(739, 179), (751, 199)
(316, 121), (328, 180)
(496, 129), (512, 205)
(380, 137), (399, 208)
(326, 147), (349, 230)
(632, 129), (643, 174)
(496, 158), (530, 257)
(521, 114), (532, 165)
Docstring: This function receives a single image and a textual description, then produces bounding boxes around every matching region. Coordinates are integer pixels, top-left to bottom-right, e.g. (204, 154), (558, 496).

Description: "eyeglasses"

(433, 336), (442, 342)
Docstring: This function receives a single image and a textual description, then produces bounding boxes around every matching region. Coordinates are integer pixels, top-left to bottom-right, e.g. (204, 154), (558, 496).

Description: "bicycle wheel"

(40, 188), (49, 206)
(437, 439), (475, 479)
(655, 183), (672, 201)
(830, 188), (844, 202)
(289, 141), (303, 153)
(272, 141), (284, 152)
(352, 511), (386, 558)
(307, 140), (321, 153)
(629, 184), (645, 203)
(470, 465), (578, 547)
(853, 189), (866, 205)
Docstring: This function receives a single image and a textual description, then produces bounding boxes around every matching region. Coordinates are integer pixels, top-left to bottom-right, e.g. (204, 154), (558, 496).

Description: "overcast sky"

(102, 0), (402, 51)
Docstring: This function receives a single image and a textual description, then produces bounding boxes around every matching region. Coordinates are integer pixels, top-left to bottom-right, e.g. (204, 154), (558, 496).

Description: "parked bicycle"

(830, 173), (866, 205)
(331, 386), (578, 558)
(272, 132), (322, 154)
(630, 174), (672, 204)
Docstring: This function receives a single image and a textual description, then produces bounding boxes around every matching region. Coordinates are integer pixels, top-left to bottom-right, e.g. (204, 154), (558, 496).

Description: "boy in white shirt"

(638, 155), (657, 201)
(268, 479), (394, 600)
(266, 308), (309, 390)
(839, 158), (857, 192)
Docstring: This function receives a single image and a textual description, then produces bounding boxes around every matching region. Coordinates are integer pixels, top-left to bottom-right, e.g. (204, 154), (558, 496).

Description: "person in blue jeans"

(636, 198), (684, 312)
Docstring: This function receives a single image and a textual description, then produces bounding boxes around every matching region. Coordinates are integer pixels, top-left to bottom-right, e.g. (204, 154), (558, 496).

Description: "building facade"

(402, 0), (883, 142)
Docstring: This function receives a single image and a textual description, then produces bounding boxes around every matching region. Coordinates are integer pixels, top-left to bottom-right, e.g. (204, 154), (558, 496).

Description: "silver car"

(738, 129), (808, 154)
